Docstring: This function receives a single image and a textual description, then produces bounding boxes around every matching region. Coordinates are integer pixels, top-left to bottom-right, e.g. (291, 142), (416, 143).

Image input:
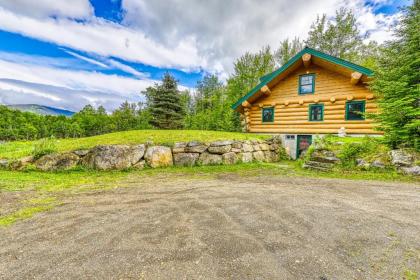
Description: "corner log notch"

(302, 53), (311, 68)
(350, 71), (362, 85)
(241, 100), (251, 108)
(261, 85), (271, 96)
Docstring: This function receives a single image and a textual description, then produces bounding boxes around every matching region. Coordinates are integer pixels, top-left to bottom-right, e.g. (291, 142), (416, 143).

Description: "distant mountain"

(6, 104), (75, 117)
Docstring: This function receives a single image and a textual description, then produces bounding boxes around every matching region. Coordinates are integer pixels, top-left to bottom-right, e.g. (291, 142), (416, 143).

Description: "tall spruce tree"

(143, 73), (185, 129)
(371, 0), (420, 149)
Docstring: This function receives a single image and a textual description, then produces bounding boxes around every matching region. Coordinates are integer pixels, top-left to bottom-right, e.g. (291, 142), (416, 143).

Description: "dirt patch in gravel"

(0, 174), (419, 279)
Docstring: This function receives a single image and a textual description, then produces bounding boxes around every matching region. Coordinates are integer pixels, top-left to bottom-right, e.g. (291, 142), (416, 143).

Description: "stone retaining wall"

(3, 137), (285, 171)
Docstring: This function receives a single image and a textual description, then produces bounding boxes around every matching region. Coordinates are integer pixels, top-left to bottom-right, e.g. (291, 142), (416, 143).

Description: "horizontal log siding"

(248, 64), (381, 134)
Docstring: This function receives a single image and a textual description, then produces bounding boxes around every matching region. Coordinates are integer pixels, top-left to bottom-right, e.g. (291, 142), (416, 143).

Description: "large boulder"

(145, 146), (173, 168)
(208, 145), (231, 154)
(222, 152), (238, 165)
(371, 159), (386, 169)
(197, 152), (222, 165)
(9, 156), (34, 171)
(172, 142), (187, 153)
(239, 152), (253, 163)
(73, 149), (89, 157)
(210, 140), (234, 146)
(390, 149), (414, 167)
(35, 153), (79, 171)
(82, 145), (145, 170)
(185, 141), (208, 153)
(259, 143), (269, 151)
(264, 151), (279, 162)
(231, 141), (242, 149)
(173, 153), (199, 167)
(252, 151), (266, 162)
(400, 166), (420, 176)
(242, 143), (254, 153)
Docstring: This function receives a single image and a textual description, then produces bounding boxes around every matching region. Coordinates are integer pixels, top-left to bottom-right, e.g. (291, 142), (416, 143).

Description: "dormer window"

(299, 74), (315, 94)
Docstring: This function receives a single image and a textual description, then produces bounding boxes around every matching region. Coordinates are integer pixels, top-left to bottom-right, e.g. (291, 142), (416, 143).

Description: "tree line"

(1, 3), (418, 149)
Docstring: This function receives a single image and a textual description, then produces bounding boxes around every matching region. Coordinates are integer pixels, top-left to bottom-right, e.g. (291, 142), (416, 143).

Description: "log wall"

(247, 64), (381, 134)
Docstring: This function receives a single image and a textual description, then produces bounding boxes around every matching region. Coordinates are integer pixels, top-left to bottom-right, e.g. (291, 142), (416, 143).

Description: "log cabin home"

(232, 47), (381, 159)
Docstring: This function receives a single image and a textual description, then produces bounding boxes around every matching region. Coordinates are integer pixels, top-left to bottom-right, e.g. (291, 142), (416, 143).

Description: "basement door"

(296, 135), (312, 159)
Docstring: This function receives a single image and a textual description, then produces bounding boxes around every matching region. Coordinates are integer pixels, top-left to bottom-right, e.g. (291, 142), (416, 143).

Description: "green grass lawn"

(0, 130), (270, 160)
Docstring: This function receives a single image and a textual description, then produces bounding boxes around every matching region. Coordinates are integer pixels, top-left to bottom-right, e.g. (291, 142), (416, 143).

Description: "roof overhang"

(231, 47), (374, 112)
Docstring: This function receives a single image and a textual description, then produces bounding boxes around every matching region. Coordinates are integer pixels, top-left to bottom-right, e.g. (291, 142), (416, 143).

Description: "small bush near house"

(338, 137), (388, 168)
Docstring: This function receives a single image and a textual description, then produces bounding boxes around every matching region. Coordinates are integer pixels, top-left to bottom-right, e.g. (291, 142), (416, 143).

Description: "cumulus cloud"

(0, 7), (205, 70)
(0, 57), (157, 111)
(121, 0), (400, 74)
(0, 0), (403, 75)
(0, 0), (93, 19)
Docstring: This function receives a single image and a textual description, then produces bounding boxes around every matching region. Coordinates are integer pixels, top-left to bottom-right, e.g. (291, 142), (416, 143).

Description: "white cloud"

(0, 57), (157, 111)
(0, 0), (93, 19)
(0, 0), (402, 76)
(0, 7), (205, 71)
(62, 50), (110, 68)
(121, 0), (400, 74)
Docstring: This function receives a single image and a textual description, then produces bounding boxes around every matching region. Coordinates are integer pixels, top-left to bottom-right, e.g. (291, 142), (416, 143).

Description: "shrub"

(32, 137), (58, 159)
(338, 137), (385, 167)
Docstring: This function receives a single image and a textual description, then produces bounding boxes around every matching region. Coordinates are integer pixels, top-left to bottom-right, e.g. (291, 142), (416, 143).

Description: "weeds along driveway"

(0, 173), (419, 279)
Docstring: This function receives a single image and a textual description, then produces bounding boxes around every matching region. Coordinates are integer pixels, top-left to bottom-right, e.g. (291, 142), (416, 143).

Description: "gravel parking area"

(1, 174), (419, 279)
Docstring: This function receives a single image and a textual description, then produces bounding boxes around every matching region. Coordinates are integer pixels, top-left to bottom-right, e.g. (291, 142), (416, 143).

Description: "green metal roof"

(231, 47), (374, 110)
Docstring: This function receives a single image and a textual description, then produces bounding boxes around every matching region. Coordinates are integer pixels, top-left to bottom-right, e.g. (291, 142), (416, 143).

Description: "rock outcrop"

(82, 145), (145, 170)
(3, 137), (286, 171)
(35, 153), (79, 171)
(144, 146), (173, 168)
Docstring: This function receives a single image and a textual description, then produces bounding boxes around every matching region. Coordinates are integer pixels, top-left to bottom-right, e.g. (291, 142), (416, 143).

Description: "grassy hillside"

(0, 130), (270, 160)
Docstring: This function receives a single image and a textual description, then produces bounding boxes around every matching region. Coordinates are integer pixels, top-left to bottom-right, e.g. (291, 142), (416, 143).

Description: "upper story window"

(346, 101), (365, 120)
(299, 74), (315, 94)
(309, 104), (324, 121)
(262, 107), (274, 123)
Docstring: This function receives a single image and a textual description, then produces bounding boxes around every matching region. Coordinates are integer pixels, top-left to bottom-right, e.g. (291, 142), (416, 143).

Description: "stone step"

(302, 163), (331, 172)
(304, 160), (334, 169)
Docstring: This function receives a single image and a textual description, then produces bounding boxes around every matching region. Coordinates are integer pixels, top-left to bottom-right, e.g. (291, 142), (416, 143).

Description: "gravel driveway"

(1, 174), (419, 279)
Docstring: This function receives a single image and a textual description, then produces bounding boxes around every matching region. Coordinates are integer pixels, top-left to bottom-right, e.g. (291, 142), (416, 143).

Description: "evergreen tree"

(371, 0), (420, 149)
(143, 73), (185, 129)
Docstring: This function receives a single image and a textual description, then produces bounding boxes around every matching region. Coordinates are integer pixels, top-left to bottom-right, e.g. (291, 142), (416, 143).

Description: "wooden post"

(350, 72), (362, 85)
(261, 85), (271, 96)
(302, 53), (311, 68)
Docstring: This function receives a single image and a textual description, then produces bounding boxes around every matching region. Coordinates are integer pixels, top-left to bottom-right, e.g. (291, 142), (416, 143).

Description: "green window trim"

(298, 73), (315, 95)
(308, 104), (324, 121)
(345, 100), (366, 121)
(262, 107), (275, 123)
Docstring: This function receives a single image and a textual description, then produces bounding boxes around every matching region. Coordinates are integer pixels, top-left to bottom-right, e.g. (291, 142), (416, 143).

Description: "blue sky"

(0, 0), (410, 111)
